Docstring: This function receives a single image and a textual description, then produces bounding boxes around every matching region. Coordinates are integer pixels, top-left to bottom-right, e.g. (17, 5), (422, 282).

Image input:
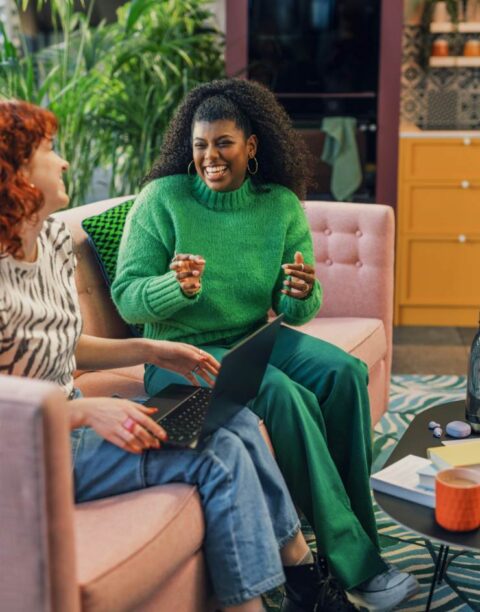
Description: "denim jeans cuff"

(277, 519), (302, 550)
(218, 570), (285, 607)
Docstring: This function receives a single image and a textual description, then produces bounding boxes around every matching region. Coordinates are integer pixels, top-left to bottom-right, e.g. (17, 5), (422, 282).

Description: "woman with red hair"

(0, 100), (333, 612)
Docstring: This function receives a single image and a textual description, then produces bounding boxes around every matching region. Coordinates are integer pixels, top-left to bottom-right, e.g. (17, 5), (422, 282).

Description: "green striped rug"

(265, 375), (480, 611)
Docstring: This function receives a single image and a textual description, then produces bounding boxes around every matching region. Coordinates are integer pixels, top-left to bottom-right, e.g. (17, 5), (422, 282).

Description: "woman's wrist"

(142, 337), (173, 364)
(69, 398), (90, 429)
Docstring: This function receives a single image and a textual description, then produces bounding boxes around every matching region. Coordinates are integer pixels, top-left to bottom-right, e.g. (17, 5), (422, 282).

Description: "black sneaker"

(280, 556), (357, 612)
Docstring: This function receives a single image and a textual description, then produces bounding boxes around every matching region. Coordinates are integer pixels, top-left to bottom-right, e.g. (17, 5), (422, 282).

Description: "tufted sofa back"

(305, 200), (394, 330)
(56, 198), (394, 348)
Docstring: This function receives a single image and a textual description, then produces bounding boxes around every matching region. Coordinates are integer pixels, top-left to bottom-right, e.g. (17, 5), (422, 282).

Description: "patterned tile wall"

(401, 24), (480, 128)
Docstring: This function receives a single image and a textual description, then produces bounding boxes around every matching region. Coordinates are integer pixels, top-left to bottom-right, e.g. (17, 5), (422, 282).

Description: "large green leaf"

(6, 0), (225, 205)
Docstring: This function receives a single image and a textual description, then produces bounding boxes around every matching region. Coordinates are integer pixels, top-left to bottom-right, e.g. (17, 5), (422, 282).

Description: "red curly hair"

(0, 100), (57, 259)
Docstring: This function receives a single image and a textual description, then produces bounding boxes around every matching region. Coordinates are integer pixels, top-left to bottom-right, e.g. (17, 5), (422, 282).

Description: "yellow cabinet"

(395, 136), (480, 326)
(402, 138), (480, 181)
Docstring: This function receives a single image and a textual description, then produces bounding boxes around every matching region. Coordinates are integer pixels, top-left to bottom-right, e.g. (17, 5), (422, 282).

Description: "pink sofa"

(0, 197), (394, 611)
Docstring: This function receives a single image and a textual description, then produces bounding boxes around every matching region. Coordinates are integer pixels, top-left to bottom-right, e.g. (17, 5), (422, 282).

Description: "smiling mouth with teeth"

(204, 165), (228, 180)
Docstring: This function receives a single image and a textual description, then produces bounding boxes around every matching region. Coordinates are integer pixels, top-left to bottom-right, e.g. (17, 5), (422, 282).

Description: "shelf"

(430, 21), (480, 33)
(429, 56), (480, 67)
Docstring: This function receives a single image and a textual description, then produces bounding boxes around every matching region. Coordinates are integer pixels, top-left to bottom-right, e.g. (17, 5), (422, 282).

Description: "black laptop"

(144, 315), (283, 448)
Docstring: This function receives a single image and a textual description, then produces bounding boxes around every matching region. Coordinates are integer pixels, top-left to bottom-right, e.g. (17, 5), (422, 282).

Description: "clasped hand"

(281, 251), (315, 299)
(170, 253), (205, 297)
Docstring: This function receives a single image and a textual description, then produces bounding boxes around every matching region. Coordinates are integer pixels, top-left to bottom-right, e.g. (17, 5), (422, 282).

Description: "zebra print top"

(0, 217), (83, 397)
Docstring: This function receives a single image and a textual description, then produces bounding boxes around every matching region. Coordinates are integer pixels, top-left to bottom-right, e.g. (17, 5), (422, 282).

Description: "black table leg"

(438, 545), (450, 583)
(426, 544), (449, 611)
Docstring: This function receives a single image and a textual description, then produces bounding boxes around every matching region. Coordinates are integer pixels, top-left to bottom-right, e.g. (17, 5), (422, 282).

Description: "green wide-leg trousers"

(144, 325), (387, 590)
(251, 326), (387, 589)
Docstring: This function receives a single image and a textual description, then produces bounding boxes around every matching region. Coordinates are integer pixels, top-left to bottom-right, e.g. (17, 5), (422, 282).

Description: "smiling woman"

(191, 95), (258, 192)
(112, 78), (419, 611)
(193, 118), (257, 191)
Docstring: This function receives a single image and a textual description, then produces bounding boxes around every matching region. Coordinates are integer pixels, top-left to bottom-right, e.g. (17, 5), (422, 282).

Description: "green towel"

(321, 117), (362, 201)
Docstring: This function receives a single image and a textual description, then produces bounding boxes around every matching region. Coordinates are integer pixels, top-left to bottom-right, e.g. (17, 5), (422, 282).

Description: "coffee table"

(373, 400), (480, 611)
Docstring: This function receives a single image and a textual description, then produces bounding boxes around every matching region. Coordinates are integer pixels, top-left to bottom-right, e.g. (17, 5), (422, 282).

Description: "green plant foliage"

(1, 0), (225, 206)
(422, 0), (461, 24)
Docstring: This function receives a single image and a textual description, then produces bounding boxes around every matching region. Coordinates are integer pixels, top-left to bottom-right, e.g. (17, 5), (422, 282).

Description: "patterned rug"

(265, 375), (480, 611)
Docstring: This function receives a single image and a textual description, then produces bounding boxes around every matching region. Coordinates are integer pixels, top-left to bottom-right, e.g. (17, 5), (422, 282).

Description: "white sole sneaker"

(347, 571), (419, 611)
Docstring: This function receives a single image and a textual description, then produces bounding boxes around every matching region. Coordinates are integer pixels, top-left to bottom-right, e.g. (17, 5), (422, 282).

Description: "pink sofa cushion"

(299, 317), (387, 370)
(75, 484), (204, 611)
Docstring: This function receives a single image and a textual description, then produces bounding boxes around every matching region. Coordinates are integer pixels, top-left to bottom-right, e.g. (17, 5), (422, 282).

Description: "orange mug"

(435, 468), (480, 532)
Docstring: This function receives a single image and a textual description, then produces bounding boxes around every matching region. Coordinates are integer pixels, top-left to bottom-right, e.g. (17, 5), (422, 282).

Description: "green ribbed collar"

(191, 175), (255, 211)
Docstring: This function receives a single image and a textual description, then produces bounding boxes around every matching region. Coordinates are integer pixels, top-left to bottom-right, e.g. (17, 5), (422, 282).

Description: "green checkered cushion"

(81, 199), (143, 336)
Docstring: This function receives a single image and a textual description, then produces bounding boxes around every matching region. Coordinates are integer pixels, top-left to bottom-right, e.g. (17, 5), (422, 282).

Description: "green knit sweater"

(112, 174), (322, 346)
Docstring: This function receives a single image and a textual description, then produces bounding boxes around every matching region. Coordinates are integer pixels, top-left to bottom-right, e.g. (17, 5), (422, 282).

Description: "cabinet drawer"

(399, 238), (480, 304)
(402, 139), (480, 181)
(400, 183), (480, 233)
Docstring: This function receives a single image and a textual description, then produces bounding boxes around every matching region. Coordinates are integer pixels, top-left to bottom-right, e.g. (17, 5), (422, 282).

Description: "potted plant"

(1, 0), (225, 206)
(426, 0), (461, 23)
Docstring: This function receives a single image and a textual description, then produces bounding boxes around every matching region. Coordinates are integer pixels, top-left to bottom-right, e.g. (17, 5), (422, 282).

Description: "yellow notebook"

(428, 440), (480, 471)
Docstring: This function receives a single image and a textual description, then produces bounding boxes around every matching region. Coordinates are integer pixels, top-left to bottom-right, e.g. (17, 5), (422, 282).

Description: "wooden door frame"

(225, 0), (403, 207)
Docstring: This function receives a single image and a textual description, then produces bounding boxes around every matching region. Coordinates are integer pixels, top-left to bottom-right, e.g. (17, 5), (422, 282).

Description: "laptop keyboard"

(159, 387), (212, 443)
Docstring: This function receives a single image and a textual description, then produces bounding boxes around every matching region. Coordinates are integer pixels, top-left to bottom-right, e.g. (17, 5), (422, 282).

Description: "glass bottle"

(466, 312), (480, 432)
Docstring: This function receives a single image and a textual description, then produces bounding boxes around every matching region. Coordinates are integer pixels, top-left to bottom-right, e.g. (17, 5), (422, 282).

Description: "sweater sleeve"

(111, 185), (201, 324)
(272, 197), (323, 326)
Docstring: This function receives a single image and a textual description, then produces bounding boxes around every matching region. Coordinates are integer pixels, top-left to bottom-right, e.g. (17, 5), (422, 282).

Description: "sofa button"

(356, 261), (363, 268)
(325, 258), (332, 266)
(324, 228), (332, 236)
(355, 230), (363, 237)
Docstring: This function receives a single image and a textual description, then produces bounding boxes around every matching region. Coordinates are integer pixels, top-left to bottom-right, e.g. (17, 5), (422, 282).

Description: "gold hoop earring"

(187, 160), (196, 176)
(247, 156), (259, 175)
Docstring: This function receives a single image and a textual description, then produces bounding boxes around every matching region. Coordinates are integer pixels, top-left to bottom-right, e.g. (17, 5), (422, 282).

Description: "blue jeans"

(71, 407), (300, 607)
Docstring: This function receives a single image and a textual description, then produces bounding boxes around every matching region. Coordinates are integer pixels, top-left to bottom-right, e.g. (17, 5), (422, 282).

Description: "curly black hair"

(143, 78), (312, 199)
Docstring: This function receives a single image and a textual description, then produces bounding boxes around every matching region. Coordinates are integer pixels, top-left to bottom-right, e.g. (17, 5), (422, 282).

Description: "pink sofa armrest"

(0, 376), (80, 612)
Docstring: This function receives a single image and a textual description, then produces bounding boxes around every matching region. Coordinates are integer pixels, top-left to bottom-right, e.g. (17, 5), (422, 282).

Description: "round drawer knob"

(464, 137), (472, 146)
(458, 234), (467, 243)
(461, 180), (470, 189)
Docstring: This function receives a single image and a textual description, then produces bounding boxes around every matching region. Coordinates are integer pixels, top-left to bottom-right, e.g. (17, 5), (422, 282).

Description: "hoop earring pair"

(187, 160), (196, 176)
(247, 156), (259, 175)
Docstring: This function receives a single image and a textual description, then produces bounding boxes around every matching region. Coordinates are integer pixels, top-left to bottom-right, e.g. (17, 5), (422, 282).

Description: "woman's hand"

(281, 251), (315, 300)
(170, 253), (206, 297)
(146, 340), (220, 387)
(71, 397), (168, 454)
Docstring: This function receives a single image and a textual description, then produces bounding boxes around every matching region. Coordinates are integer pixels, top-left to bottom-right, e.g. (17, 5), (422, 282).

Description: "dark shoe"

(280, 556), (357, 612)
